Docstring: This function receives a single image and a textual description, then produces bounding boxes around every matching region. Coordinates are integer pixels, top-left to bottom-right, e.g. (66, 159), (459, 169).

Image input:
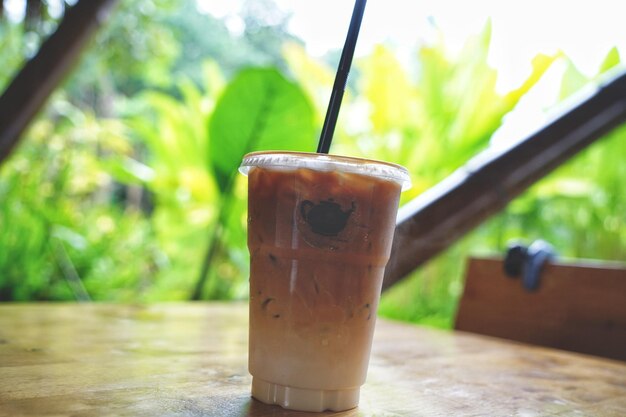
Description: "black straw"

(316, 0), (367, 154)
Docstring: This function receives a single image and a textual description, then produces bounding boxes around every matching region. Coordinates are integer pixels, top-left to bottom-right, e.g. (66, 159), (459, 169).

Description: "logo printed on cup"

(300, 199), (356, 237)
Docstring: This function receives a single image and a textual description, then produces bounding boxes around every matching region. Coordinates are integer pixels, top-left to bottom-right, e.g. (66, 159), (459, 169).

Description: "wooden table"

(1, 303), (625, 416)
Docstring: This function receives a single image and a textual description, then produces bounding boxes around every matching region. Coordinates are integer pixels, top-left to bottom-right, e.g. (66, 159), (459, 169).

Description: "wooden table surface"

(1, 303), (625, 417)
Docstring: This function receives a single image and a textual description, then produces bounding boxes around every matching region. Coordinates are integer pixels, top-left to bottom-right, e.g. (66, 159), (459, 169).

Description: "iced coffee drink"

(240, 151), (410, 412)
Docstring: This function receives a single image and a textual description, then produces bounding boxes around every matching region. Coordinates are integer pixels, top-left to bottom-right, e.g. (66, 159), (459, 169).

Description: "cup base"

(251, 377), (360, 412)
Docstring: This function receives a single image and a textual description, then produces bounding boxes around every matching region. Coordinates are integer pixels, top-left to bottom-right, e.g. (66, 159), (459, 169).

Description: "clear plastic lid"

(239, 151), (411, 191)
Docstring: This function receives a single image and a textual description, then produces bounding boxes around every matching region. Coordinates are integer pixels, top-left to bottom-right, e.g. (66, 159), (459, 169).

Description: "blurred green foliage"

(378, 48), (626, 327)
(0, 2), (624, 330)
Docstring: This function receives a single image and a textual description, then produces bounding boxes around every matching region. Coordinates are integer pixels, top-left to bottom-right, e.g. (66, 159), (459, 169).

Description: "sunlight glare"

(197, 0), (626, 94)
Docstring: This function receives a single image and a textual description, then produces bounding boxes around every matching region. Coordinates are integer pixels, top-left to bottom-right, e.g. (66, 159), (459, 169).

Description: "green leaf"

(208, 67), (316, 193)
(559, 58), (588, 100)
(283, 42), (335, 120)
(503, 52), (560, 110)
(361, 45), (417, 134)
(104, 156), (155, 185)
(598, 47), (621, 75)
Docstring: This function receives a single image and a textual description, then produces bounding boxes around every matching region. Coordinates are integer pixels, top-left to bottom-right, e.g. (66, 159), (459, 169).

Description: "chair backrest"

(455, 257), (626, 362)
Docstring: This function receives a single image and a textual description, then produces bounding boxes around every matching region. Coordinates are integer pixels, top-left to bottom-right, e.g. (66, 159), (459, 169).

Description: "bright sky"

(6, 0), (625, 93)
(198, 0), (626, 93)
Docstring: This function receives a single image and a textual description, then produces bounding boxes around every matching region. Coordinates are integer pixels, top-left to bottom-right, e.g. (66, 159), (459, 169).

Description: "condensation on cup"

(239, 151), (411, 412)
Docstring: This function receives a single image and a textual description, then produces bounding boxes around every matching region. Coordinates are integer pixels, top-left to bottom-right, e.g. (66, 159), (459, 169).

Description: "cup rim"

(239, 151), (411, 190)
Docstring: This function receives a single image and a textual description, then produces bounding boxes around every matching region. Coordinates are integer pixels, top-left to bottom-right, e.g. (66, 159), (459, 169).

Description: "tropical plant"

(1, 4), (623, 326)
(378, 45), (625, 328)
(116, 64), (317, 300)
(0, 94), (158, 301)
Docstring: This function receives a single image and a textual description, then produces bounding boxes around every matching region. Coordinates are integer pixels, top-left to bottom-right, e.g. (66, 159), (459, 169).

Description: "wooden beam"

(382, 71), (626, 291)
(0, 0), (118, 165)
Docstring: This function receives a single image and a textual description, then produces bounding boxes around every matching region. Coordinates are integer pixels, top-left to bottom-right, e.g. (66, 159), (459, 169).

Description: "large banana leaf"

(208, 67), (316, 194)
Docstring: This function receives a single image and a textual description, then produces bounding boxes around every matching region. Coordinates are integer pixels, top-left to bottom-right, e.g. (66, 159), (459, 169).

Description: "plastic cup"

(239, 151), (410, 412)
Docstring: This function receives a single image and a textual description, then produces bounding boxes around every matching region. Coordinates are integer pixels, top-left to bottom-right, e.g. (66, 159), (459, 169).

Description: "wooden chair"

(455, 256), (626, 362)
